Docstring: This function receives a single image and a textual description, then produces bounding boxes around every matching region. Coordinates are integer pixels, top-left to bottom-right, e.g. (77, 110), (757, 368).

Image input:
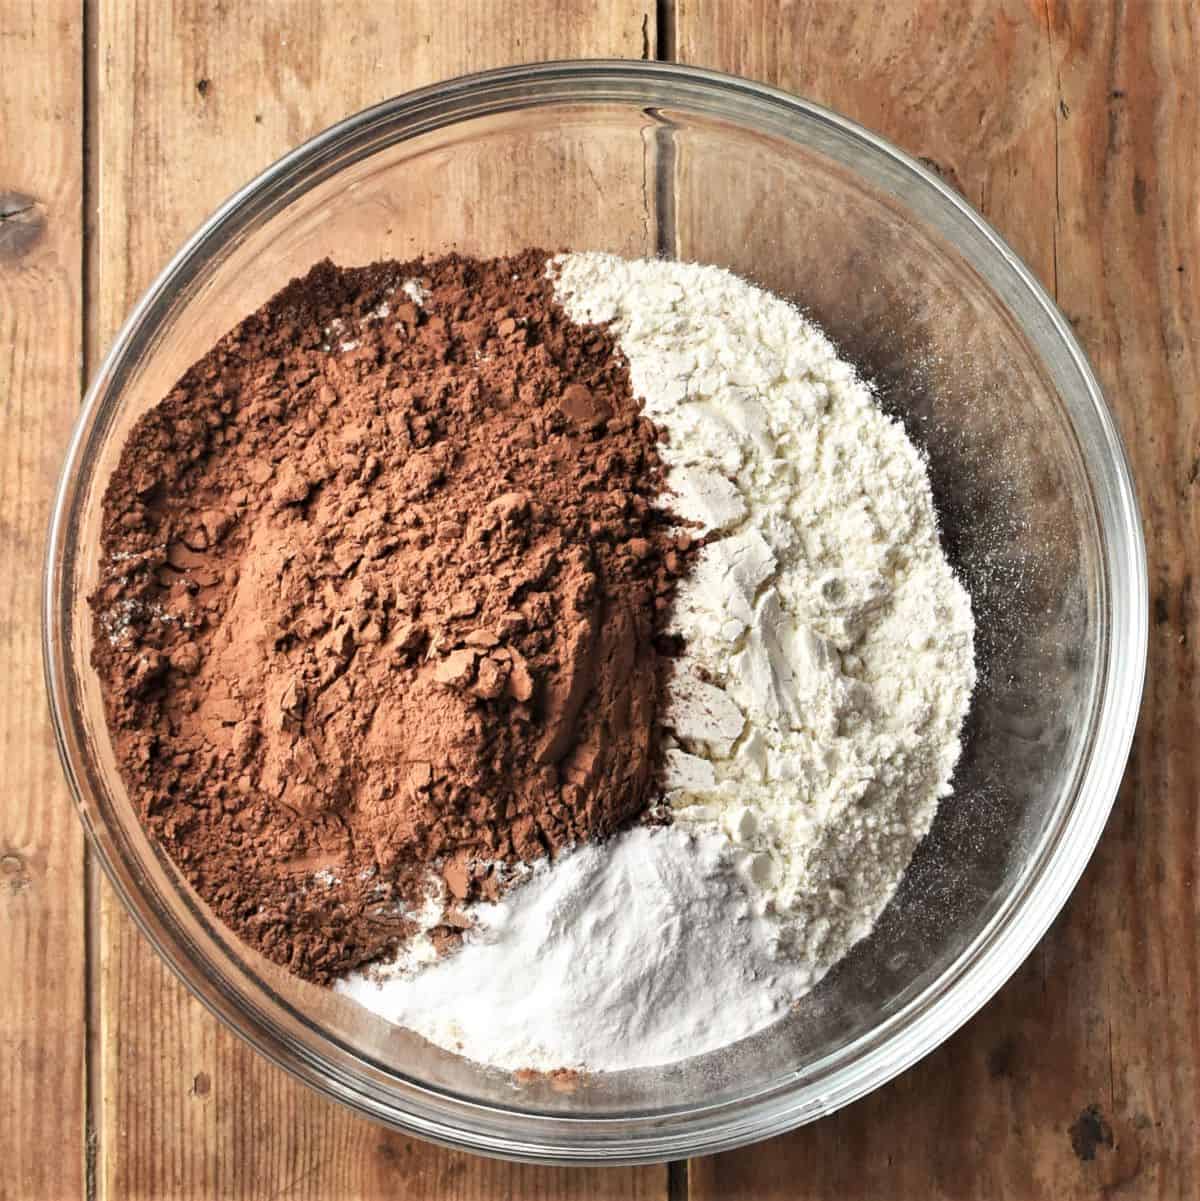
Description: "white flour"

(340, 255), (976, 1072)
(554, 254), (976, 975)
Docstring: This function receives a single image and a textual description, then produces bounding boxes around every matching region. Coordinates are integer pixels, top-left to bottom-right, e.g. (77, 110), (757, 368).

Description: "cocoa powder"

(91, 251), (689, 983)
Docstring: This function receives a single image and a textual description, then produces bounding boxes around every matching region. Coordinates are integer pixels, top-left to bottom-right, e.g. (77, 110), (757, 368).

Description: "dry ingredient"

(94, 244), (975, 1075)
(90, 251), (689, 983)
(339, 824), (812, 1072)
(555, 254), (976, 975)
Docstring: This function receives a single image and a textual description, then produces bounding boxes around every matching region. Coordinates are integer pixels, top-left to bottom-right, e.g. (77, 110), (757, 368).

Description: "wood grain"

(90, 3), (662, 1199)
(678, 1), (1198, 1197)
(0, 3), (87, 1201)
(31, 0), (1193, 1195)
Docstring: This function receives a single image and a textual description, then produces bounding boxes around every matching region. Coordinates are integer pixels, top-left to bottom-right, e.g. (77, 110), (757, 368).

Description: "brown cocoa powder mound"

(90, 250), (690, 983)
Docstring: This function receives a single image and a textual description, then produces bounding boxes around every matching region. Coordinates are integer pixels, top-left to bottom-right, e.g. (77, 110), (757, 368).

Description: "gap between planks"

(82, 0), (103, 1197)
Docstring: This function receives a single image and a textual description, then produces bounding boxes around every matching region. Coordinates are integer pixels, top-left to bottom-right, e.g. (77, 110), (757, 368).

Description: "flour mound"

(554, 253), (976, 984)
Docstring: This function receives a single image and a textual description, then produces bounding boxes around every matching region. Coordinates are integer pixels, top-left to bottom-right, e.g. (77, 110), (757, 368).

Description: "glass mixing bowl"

(44, 62), (1146, 1162)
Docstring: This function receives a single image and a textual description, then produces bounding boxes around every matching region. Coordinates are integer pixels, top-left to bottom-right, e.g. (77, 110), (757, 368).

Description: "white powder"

(400, 277), (429, 305)
(338, 824), (812, 1072)
(553, 254), (976, 975)
(340, 255), (975, 1073)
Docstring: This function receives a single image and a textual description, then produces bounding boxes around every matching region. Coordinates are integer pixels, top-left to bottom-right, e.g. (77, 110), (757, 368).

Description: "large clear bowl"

(44, 62), (1146, 1163)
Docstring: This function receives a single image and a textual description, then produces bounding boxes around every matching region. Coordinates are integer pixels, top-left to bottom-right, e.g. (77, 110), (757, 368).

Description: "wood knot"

(0, 851), (31, 895)
(0, 192), (45, 261)
(1070, 1104), (1113, 1161)
(1069, 1103), (1144, 1190)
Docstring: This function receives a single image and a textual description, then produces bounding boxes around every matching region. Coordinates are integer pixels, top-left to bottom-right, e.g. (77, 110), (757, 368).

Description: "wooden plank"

(678, 1), (1197, 1197)
(0, 3), (87, 1200)
(90, 3), (664, 1198)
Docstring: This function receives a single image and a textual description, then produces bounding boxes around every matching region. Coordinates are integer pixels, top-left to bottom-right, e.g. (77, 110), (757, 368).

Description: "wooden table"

(3, 2), (1195, 1197)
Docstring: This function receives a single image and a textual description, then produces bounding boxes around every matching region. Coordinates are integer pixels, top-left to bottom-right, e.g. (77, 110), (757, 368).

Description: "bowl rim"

(44, 58), (1147, 1163)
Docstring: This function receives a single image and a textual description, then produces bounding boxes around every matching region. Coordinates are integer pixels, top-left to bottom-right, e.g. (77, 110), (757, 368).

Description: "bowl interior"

(49, 67), (1139, 1157)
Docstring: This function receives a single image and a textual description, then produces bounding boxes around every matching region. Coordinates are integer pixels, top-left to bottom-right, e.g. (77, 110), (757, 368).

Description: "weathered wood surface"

(4, 1), (1195, 1197)
(0, 3), (88, 1200)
